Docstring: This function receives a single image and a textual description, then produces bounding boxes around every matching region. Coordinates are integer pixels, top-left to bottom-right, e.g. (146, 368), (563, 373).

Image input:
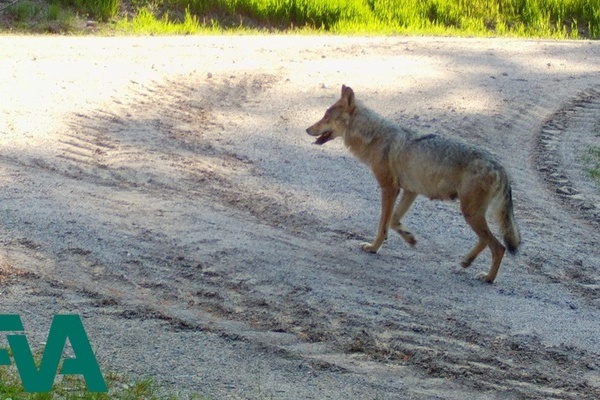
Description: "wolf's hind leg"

(461, 239), (487, 268)
(461, 208), (505, 283)
(390, 190), (417, 246)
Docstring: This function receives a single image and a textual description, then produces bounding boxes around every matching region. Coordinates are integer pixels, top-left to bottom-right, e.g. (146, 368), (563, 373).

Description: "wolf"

(306, 85), (520, 283)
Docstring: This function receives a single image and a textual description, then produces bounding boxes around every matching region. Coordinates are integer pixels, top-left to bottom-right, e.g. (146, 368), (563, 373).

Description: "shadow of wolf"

(307, 85), (520, 283)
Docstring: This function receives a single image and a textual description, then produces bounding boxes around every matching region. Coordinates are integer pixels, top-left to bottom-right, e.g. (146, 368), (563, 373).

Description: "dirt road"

(1, 35), (600, 399)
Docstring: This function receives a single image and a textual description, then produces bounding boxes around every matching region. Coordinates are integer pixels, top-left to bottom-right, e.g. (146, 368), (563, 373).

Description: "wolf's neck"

(346, 104), (412, 147)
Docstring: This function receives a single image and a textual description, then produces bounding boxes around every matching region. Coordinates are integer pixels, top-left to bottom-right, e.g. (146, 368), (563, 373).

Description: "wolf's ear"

(341, 85), (356, 116)
(341, 85), (354, 102)
(341, 85), (355, 111)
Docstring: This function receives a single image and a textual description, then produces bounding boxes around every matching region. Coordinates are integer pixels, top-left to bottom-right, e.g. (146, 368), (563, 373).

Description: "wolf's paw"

(391, 225), (417, 247)
(476, 272), (495, 284)
(404, 234), (417, 247)
(360, 242), (379, 253)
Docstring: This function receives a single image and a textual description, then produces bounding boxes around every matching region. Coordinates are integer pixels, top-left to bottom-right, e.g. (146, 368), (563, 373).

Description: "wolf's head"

(306, 85), (356, 145)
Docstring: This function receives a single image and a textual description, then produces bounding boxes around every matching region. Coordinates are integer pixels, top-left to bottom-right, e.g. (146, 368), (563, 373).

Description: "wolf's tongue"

(315, 131), (332, 145)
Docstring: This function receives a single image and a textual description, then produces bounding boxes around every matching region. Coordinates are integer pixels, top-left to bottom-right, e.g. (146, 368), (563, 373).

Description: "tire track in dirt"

(172, 249), (600, 399)
(478, 78), (600, 316)
(57, 80), (224, 190)
(536, 87), (600, 225)
(533, 87), (600, 308)
(58, 75), (325, 236)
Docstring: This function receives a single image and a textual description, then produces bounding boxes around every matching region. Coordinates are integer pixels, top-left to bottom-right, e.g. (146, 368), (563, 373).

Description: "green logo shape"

(0, 314), (107, 393)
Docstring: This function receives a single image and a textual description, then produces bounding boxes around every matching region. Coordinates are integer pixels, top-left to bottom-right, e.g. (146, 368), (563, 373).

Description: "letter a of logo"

(1, 314), (107, 392)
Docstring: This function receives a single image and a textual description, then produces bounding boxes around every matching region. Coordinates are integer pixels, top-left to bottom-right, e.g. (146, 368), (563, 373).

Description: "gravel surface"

(1, 35), (600, 399)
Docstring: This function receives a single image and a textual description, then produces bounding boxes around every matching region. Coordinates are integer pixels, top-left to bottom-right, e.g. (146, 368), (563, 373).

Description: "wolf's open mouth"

(314, 131), (333, 145)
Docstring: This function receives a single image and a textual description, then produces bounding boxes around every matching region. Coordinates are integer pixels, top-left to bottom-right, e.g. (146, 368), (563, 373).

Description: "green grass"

(145, 0), (600, 37)
(2, 0), (46, 22)
(0, 366), (207, 400)
(114, 6), (214, 34)
(585, 146), (600, 181)
(54, 0), (120, 22)
(1, 0), (600, 37)
(0, 0), (79, 32)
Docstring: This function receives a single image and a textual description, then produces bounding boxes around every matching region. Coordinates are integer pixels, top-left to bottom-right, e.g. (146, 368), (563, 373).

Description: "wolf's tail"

(494, 178), (521, 255)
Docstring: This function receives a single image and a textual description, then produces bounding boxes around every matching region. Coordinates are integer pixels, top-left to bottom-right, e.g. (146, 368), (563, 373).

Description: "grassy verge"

(0, 0), (599, 37)
(169, 0), (599, 37)
(113, 6), (219, 34)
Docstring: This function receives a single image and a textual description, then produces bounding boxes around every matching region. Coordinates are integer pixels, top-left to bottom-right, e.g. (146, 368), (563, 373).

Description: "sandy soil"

(1, 35), (600, 399)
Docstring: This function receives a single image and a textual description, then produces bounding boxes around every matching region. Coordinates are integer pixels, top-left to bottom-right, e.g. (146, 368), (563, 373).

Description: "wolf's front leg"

(361, 241), (382, 253)
(361, 186), (399, 253)
(390, 190), (418, 246)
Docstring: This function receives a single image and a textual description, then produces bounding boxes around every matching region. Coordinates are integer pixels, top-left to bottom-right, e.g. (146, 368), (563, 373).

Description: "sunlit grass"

(114, 6), (220, 35)
(2, 0), (598, 37)
(150, 0), (598, 38)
